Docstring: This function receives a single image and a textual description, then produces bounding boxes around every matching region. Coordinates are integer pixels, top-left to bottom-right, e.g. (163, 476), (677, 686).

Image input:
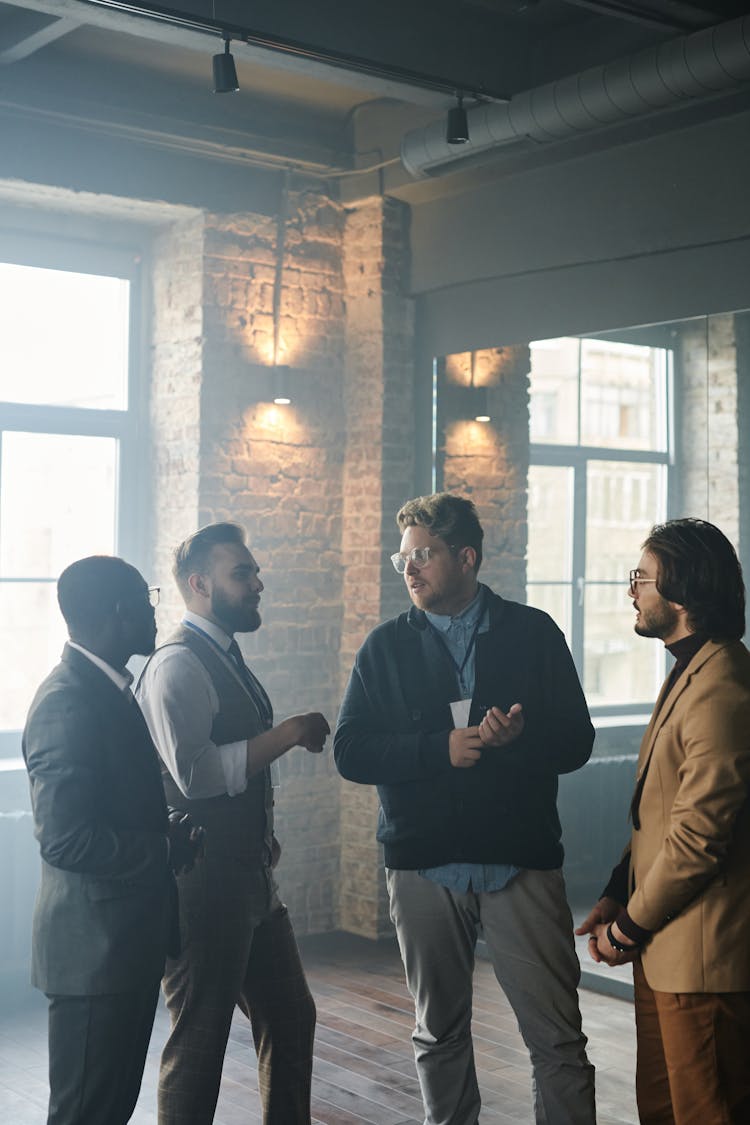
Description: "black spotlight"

(213, 38), (239, 94)
(446, 95), (469, 145)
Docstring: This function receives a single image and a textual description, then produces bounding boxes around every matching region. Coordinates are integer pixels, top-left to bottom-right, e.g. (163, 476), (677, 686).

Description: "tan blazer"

(626, 638), (750, 992)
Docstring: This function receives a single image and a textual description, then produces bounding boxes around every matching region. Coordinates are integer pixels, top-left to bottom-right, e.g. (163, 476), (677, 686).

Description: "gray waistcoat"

(153, 624), (274, 862)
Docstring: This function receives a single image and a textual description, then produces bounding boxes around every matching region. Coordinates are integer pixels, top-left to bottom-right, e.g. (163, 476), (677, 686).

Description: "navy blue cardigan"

(334, 589), (594, 870)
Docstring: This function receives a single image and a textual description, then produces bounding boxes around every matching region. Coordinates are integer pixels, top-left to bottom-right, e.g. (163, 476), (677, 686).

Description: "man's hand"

(168, 811), (205, 875)
(478, 703), (524, 747)
(449, 727), (484, 768)
(286, 712), (330, 754)
(575, 897), (637, 966)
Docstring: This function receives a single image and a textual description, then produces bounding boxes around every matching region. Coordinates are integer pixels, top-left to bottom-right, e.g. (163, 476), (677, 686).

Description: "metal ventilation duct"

(401, 15), (750, 177)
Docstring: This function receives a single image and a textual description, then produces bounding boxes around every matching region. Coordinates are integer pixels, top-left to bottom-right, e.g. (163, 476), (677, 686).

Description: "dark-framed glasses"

(391, 547), (435, 574)
(628, 571), (657, 597)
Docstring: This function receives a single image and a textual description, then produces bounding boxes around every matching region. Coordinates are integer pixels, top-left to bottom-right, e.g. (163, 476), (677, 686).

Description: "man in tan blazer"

(577, 518), (750, 1125)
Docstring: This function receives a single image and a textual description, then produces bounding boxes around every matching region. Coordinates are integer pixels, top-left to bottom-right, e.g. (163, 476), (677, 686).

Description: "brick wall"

(678, 314), (740, 546)
(149, 214), (205, 640)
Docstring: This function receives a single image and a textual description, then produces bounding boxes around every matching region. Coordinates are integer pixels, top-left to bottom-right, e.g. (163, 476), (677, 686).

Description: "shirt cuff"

(616, 908), (651, 947)
(218, 740), (248, 797)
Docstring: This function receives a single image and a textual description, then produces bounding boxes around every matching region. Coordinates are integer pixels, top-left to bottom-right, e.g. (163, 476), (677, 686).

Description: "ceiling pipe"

(401, 14), (750, 177)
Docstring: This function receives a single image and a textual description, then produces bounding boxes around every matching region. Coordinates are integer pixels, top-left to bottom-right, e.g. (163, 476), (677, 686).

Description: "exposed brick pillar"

(438, 347), (530, 602)
(198, 196), (347, 933)
(149, 215), (205, 623)
(678, 314), (740, 546)
(149, 195), (348, 934)
(338, 197), (415, 938)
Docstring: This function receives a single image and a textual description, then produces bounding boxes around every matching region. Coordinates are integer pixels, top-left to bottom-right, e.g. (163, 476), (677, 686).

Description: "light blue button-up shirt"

(421, 585), (520, 894)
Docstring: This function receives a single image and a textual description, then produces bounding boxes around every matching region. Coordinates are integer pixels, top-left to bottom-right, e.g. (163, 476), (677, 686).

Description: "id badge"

(449, 698), (472, 728)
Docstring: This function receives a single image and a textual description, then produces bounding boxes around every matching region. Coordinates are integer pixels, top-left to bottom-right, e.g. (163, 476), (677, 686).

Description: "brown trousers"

(634, 959), (750, 1125)
(158, 860), (315, 1125)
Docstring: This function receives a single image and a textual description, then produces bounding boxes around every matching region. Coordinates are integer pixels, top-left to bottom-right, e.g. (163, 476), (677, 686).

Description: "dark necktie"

(227, 639), (273, 728)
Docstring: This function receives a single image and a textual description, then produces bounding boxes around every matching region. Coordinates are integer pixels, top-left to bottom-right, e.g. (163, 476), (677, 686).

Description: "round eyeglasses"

(628, 571), (657, 597)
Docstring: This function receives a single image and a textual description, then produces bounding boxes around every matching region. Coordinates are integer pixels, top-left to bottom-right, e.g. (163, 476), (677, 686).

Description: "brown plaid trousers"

(158, 854), (315, 1124)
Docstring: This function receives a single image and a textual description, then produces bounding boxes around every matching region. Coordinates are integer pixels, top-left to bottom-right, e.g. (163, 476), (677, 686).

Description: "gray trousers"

(386, 867), (596, 1125)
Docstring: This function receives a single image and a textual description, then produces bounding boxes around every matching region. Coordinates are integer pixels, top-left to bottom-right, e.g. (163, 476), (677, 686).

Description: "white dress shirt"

(68, 641), (135, 695)
(136, 612), (248, 799)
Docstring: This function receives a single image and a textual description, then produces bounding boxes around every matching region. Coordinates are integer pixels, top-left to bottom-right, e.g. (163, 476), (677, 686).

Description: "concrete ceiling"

(1, 0), (749, 205)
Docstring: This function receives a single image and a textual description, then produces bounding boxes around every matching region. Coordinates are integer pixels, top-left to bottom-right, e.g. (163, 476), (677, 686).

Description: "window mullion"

(570, 457), (587, 678)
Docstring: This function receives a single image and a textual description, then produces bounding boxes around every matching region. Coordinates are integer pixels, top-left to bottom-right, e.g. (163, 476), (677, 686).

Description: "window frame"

(527, 335), (674, 719)
(0, 233), (146, 752)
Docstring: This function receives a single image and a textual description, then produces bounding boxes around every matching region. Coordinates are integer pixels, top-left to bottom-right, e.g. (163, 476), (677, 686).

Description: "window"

(527, 335), (672, 715)
(0, 242), (142, 751)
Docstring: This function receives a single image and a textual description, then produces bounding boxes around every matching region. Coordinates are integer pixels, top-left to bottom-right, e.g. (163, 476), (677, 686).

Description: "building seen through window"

(527, 335), (671, 715)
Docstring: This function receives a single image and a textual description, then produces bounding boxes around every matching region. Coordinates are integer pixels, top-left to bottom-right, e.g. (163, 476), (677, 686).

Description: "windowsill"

(0, 758), (25, 772)
(592, 713), (650, 729)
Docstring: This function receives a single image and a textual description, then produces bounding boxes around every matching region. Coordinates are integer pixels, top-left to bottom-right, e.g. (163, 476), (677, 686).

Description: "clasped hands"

(575, 896), (640, 966)
(449, 703), (524, 768)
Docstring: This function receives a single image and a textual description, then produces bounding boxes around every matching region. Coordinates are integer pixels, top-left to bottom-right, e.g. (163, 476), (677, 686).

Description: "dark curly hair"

(644, 518), (745, 641)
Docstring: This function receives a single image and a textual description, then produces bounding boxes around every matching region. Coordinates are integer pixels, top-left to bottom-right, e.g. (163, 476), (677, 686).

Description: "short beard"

(635, 600), (679, 641)
(212, 589), (261, 635)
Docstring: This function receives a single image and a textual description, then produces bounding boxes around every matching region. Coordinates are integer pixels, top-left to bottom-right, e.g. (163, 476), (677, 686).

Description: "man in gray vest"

(137, 522), (329, 1124)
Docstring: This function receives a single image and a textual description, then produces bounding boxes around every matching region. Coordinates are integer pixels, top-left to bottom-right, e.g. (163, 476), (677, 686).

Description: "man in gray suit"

(23, 555), (202, 1125)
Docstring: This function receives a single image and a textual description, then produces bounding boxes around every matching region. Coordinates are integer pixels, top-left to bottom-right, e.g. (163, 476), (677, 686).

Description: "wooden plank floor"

(0, 932), (637, 1124)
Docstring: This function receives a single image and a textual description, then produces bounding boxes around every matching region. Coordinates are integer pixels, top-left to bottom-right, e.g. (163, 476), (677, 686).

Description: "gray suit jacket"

(23, 643), (176, 995)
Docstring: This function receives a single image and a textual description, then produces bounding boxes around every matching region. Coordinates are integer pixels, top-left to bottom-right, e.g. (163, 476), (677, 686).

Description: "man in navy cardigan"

(334, 493), (596, 1125)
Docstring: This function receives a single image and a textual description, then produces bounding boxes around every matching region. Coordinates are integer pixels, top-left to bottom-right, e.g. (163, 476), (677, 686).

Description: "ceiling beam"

(560, 0), (720, 32)
(0, 17), (82, 65)
(0, 0), (473, 107)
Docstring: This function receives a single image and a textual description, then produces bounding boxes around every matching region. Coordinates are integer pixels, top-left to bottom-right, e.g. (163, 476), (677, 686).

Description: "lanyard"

(182, 617), (230, 655)
(427, 595), (485, 689)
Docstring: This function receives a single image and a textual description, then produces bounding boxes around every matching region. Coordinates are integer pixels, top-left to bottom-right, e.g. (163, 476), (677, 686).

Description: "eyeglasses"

(391, 544), (461, 573)
(628, 571), (657, 597)
(391, 547), (436, 574)
(148, 586), (160, 608)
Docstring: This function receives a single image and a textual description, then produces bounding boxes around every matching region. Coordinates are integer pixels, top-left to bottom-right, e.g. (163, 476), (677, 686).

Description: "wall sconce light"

(468, 351), (490, 421)
(272, 364), (292, 405)
(446, 94), (469, 145)
(438, 352), (491, 423)
(213, 37), (239, 93)
(438, 382), (491, 423)
(471, 386), (490, 423)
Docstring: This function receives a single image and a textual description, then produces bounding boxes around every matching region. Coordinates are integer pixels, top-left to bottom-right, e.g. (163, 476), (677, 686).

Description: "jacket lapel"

(631, 640), (724, 823)
(61, 644), (167, 810)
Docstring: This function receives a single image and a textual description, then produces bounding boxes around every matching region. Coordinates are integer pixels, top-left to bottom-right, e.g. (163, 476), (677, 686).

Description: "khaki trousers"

(634, 958), (750, 1125)
(387, 867), (595, 1125)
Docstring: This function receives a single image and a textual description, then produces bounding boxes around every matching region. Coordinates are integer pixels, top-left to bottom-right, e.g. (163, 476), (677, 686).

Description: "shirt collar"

(182, 610), (233, 653)
(425, 584), (485, 634)
(67, 642), (134, 693)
